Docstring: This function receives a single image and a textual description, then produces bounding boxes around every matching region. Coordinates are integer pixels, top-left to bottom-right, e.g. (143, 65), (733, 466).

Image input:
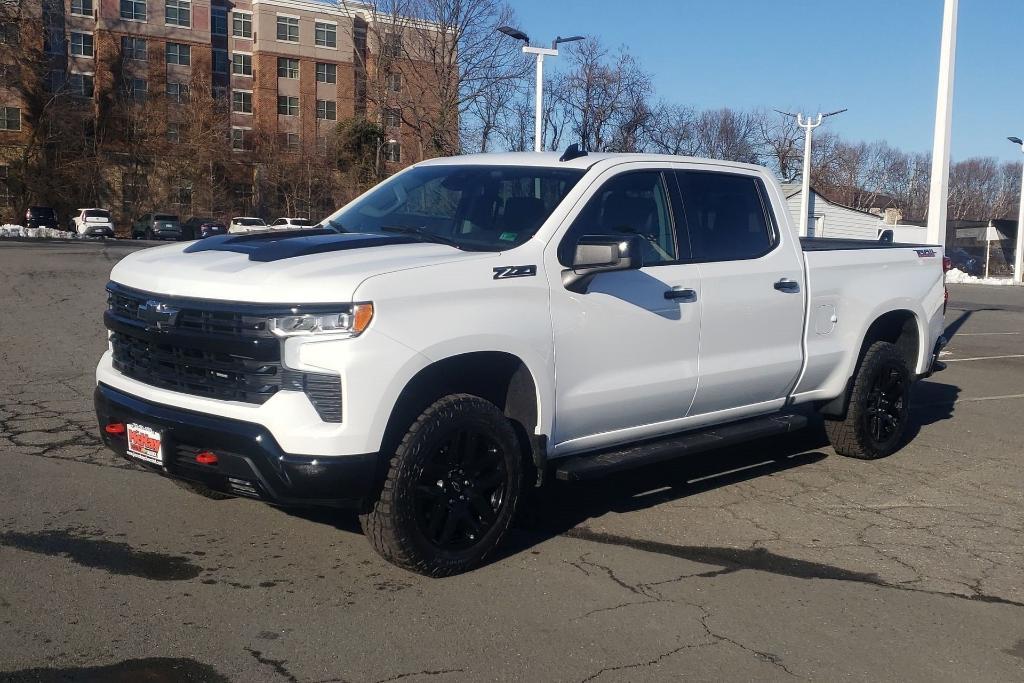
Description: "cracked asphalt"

(1, 239), (1023, 682)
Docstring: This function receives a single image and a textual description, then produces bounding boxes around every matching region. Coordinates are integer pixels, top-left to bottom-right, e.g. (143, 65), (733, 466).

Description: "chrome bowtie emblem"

(138, 300), (180, 330)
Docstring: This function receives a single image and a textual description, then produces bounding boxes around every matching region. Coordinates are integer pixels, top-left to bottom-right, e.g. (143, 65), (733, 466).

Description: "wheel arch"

(821, 308), (921, 418)
(381, 351), (547, 482)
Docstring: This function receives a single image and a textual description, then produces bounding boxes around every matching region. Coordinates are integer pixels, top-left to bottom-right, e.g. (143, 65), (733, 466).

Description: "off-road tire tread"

(360, 394), (521, 577)
(825, 341), (910, 460)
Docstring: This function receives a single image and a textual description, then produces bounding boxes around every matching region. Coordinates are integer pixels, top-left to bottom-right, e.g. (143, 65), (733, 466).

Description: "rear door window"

(674, 171), (776, 262)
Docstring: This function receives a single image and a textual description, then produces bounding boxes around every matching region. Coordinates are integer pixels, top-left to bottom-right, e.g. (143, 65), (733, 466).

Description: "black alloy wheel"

(413, 429), (508, 551)
(864, 366), (907, 447)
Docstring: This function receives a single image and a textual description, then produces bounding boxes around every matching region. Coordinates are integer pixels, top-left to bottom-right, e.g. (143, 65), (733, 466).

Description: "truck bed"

(800, 237), (936, 251)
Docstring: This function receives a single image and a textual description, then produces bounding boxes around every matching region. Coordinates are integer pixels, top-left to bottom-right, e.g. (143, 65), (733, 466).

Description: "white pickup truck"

(94, 150), (946, 575)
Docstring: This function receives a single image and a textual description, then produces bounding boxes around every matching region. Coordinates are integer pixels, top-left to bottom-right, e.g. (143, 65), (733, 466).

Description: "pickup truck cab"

(95, 151), (946, 576)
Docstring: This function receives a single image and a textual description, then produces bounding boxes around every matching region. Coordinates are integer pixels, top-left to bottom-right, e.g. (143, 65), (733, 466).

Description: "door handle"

(664, 287), (697, 302)
(774, 278), (800, 293)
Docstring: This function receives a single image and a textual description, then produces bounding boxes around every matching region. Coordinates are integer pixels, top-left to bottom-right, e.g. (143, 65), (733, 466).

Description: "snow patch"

(0, 224), (79, 240)
(945, 267), (1016, 286)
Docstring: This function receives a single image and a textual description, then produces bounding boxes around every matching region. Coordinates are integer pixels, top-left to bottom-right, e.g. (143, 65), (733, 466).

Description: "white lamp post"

(777, 109), (846, 237)
(1008, 136), (1024, 284)
(498, 27), (583, 152)
(926, 0), (959, 246)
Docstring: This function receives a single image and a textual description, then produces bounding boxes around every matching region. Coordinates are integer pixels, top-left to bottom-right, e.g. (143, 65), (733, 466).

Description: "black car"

(181, 217), (228, 240)
(948, 248), (982, 277)
(26, 206), (58, 230)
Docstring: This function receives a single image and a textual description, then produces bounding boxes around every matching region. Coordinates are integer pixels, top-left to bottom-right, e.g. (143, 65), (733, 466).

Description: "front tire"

(360, 394), (522, 576)
(825, 341), (912, 459)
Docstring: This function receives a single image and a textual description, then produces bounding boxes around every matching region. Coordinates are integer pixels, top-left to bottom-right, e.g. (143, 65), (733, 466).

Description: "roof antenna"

(559, 143), (588, 162)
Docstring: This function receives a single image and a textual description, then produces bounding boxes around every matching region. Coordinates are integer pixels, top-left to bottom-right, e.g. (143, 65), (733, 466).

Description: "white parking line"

(954, 332), (1022, 336)
(944, 354), (1024, 363)
(923, 393), (1024, 406)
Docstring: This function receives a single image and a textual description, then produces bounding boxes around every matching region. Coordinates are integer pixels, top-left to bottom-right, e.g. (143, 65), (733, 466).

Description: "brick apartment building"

(0, 0), (439, 227)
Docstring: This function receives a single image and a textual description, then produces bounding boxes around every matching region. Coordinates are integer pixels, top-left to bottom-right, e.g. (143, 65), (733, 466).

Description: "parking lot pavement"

(1, 240), (1022, 682)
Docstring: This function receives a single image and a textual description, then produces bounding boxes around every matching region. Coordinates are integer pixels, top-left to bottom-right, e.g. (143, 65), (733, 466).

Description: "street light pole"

(777, 109), (846, 238)
(523, 46), (558, 153)
(926, 0), (959, 246)
(1009, 137), (1024, 285)
(498, 27), (583, 153)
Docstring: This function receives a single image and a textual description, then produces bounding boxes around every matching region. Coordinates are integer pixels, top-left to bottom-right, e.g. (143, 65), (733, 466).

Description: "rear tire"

(825, 341), (912, 460)
(360, 394), (522, 577)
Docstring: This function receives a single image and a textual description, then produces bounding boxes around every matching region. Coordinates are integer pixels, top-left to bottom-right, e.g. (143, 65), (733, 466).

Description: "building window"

(166, 42), (190, 66)
(276, 15), (298, 42)
(211, 7), (227, 35)
(316, 99), (336, 120)
(316, 136), (328, 155)
(232, 90), (252, 113)
(383, 140), (401, 163)
(314, 21), (336, 48)
(315, 62), (336, 84)
(166, 81), (188, 103)
(71, 0), (93, 17)
(70, 32), (94, 57)
(167, 122), (181, 142)
(232, 11), (251, 38)
(46, 69), (64, 92)
(0, 107), (20, 131)
(120, 0), (146, 21)
(232, 53), (252, 76)
(121, 77), (147, 101)
(212, 49), (228, 74)
(230, 127), (247, 150)
(0, 165), (11, 206)
(277, 57), (298, 79)
(68, 73), (94, 97)
(277, 95), (298, 116)
(122, 36), (147, 60)
(165, 0), (190, 27)
(385, 107), (401, 128)
(387, 72), (401, 93)
(279, 132), (299, 151)
(0, 22), (19, 46)
(383, 32), (402, 57)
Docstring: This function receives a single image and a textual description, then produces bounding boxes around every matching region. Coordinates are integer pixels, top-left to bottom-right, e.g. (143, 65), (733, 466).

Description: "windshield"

(235, 218), (265, 226)
(155, 214), (178, 222)
(29, 207), (56, 217)
(83, 209), (110, 218)
(290, 218), (315, 226)
(323, 165), (585, 251)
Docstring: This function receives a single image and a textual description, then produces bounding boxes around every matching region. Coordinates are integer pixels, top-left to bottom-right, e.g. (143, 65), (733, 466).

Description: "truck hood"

(109, 230), (489, 303)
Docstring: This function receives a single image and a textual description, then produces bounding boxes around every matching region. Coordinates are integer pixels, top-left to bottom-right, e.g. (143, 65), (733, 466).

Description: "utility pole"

(926, 0), (959, 246)
(498, 27), (583, 152)
(777, 109), (846, 237)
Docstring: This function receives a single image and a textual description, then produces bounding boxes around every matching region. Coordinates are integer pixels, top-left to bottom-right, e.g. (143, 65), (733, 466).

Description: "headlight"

(270, 303), (374, 338)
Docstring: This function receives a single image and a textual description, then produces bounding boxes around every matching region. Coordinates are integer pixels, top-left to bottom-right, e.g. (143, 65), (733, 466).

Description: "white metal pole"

(534, 53), (544, 153)
(796, 114), (821, 238)
(1015, 155), (1024, 284)
(926, 0), (959, 246)
(523, 46), (559, 153)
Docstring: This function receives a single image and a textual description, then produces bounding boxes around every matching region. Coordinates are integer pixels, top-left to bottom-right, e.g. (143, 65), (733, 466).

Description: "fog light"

(104, 423), (126, 435)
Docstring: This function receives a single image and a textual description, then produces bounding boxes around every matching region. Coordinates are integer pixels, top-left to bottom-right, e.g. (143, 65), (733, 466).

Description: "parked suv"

(132, 213), (181, 241)
(26, 206), (59, 230)
(271, 217), (317, 230)
(228, 217), (268, 234)
(72, 208), (116, 238)
(181, 217), (227, 240)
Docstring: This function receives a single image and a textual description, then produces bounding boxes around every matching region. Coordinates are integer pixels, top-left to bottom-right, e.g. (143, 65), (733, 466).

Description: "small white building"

(781, 183), (885, 240)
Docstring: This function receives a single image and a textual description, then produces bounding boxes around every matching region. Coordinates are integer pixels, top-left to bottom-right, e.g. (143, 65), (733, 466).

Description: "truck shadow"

(287, 380), (961, 564)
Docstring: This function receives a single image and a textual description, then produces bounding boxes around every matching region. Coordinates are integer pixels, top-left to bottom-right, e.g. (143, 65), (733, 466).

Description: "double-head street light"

(1008, 136), (1024, 284)
(776, 108), (847, 237)
(498, 26), (584, 152)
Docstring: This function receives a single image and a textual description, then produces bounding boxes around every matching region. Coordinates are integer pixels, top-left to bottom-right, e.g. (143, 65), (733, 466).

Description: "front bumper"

(95, 383), (380, 509)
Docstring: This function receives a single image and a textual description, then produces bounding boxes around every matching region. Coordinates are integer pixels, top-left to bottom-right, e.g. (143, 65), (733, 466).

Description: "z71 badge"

(493, 265), (537, 280)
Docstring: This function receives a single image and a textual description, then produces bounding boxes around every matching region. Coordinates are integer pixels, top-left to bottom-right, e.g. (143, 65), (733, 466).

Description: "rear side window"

(559, 171), (680, 267)
(674, 171), (776, 262)
(154, 214), (178, 221)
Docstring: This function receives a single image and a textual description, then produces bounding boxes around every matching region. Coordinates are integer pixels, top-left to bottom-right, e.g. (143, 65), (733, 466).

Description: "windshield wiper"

(380, 225), (464, 250)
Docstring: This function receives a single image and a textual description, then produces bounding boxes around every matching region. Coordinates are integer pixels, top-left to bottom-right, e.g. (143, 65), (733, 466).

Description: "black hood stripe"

(183, 229), (421, 262)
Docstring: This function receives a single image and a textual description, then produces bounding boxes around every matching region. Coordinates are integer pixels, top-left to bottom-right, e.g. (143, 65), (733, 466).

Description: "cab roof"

(416, 151), (770, 175)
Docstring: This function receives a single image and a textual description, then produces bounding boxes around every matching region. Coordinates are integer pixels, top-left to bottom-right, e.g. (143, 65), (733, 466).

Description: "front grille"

(106, 283), (343, 421)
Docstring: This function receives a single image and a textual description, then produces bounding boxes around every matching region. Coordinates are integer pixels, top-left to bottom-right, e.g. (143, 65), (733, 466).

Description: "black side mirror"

(562, 234), (643, 294)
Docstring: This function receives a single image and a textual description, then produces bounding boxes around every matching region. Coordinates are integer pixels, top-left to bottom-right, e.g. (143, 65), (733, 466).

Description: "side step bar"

(554, 413), (808, 481)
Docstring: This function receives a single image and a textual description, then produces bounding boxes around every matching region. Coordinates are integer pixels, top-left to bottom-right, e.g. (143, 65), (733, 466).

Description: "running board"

(554, 414), (808, 481)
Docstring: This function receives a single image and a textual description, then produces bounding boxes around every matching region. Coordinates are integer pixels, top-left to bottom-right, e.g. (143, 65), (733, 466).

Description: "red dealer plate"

(126, 423), (163, 465)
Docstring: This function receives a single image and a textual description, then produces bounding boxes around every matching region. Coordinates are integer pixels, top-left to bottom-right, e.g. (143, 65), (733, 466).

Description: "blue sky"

(510, 0), (1023, 162)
